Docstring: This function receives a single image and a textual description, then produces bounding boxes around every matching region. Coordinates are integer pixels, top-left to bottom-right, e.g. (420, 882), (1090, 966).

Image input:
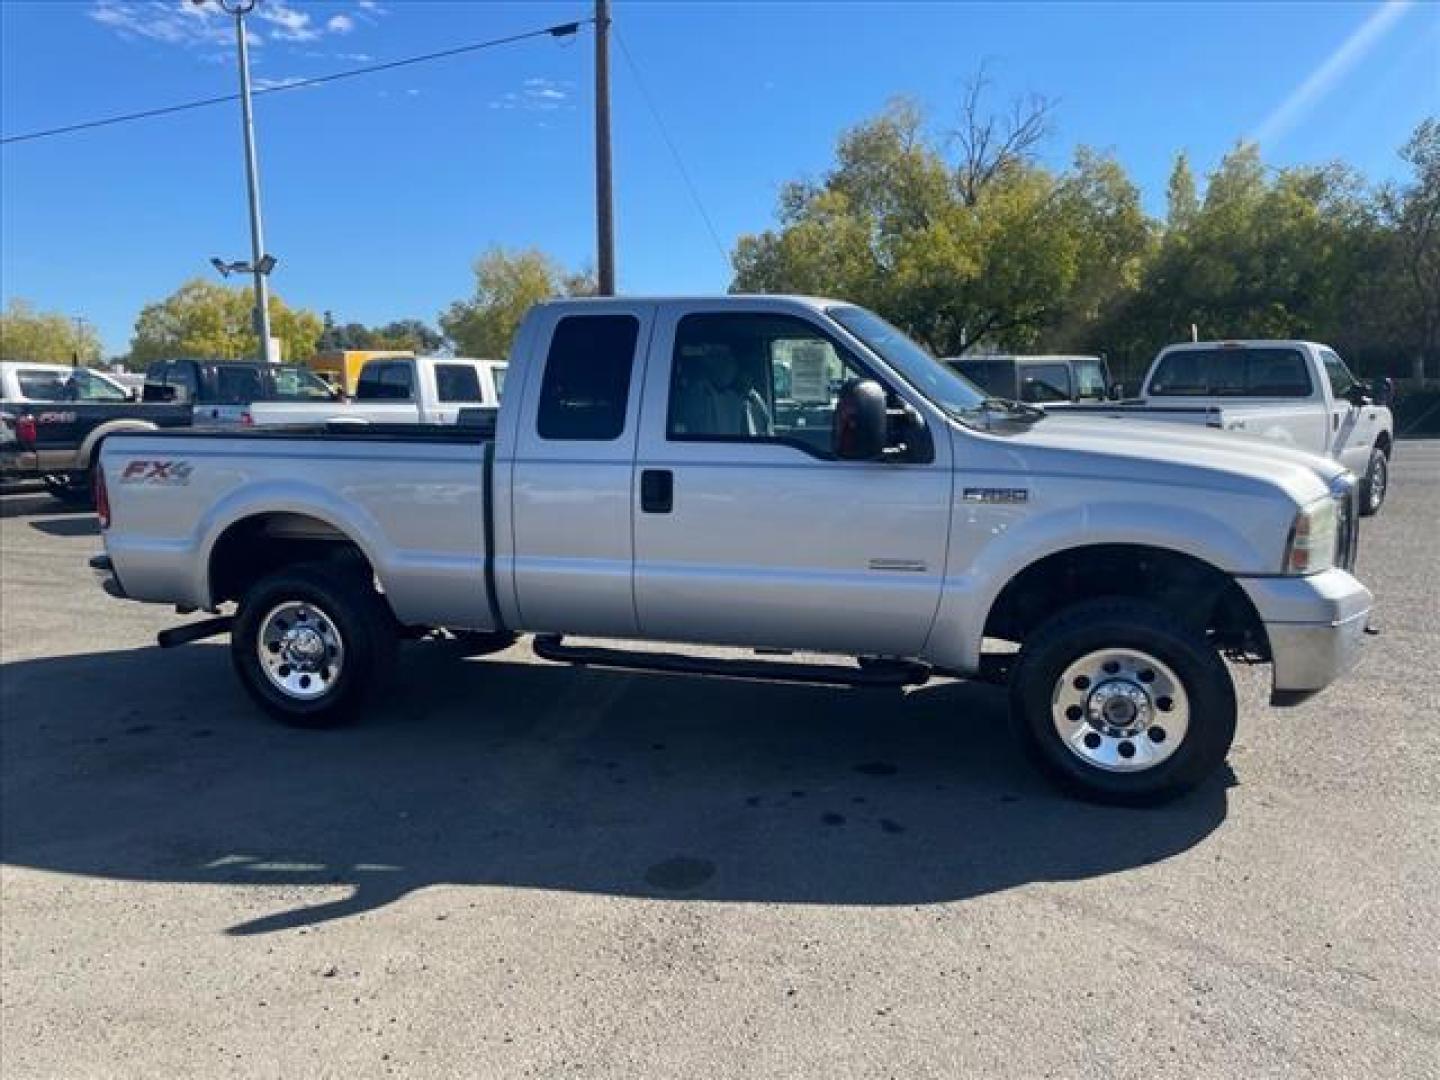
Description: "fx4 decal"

(119, 460), (194, 485)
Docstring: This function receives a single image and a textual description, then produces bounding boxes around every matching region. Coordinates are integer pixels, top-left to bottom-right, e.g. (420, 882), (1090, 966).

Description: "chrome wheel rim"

(1368, 455), (1386, 511)
(257, 600), (344, 701)
(1051, 648), (1189, 773)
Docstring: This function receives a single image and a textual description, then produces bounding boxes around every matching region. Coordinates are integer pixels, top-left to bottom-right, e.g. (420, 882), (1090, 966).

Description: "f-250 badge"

(962, 487), (1029, 504)
(119, 460), (194, 485)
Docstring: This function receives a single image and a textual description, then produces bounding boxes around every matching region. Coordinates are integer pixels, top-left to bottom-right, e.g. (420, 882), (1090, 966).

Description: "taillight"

(16, 414), (37, 446)
(241, 410), (254, 427)
(94, 461), (111, 530)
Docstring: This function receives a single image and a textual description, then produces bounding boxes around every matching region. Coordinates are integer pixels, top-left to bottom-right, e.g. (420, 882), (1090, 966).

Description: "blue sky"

(2, 0), (1438, 356)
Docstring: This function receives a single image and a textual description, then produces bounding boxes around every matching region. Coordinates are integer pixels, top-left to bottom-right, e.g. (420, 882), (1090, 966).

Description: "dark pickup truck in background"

(142, 359), (340, 427)
(1, 361), (191, 503)
(945, 354), (1116, 404)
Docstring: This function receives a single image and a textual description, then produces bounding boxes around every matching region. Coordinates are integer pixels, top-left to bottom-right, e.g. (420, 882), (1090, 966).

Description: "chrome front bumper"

(1236, 569), (1373, 705)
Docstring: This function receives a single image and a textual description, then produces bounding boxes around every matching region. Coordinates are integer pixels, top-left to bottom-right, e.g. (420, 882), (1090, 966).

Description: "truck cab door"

(1319, 348), (1374, 474)
(508, 305), (656, 637)
(631, 307), (951, 656)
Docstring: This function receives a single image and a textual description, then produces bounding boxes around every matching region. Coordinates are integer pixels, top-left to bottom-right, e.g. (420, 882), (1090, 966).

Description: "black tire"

(230, 561), (398, 728)
(1359, 445), (1389, 517)
(1009, 598), (1236, 806)
(42, 472), (94, 507)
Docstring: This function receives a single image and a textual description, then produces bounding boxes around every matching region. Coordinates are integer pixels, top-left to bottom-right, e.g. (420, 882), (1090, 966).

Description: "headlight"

(1284, 497), (1339, 575)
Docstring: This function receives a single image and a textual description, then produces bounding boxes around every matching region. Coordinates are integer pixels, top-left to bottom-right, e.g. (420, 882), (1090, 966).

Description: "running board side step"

(530, 635), (931, 688)
(157, 615), (234, 649)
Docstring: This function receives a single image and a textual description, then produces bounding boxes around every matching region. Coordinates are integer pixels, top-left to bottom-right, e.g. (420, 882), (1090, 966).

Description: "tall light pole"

(594, 0), (615, 295)
(196, 0), (276, 361)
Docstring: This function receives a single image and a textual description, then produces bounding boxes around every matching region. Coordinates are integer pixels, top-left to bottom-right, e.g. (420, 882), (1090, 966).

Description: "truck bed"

(99, 422), (498, 630)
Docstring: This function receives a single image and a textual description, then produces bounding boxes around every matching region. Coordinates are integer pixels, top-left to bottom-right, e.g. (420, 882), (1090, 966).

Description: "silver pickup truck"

(93, 296), (1373, 805)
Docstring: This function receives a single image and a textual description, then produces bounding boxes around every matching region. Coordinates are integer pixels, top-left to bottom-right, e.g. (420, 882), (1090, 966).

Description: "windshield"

(826, 305), (987, 418)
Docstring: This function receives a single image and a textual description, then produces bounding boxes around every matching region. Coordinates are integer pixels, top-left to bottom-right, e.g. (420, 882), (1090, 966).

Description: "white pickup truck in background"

(1056, 341), (1394, 514)
(248, 355), (505, 427)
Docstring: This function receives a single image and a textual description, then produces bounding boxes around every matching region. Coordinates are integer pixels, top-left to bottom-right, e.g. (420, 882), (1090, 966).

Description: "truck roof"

(1160, 340), (1327, 352)
(534, 294), (847, 312)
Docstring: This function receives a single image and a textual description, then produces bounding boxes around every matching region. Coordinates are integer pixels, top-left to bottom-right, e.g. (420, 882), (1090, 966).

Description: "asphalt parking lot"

(2, 445), (1438, 1079)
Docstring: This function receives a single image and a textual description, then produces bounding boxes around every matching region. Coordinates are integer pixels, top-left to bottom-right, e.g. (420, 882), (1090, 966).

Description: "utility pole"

(231, 0), (276, 361)
(594, 0), (616, 295)
(195, 0), (276, 361)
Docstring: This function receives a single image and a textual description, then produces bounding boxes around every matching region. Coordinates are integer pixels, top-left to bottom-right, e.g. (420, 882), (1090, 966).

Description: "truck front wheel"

(1360, 445), (1388, 517)
(1009, 599), (1236, 806)
(231, 562), (397, 728)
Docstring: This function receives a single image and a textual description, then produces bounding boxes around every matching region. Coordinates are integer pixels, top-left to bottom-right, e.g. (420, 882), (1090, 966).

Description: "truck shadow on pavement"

(0, 643), (1229, 936)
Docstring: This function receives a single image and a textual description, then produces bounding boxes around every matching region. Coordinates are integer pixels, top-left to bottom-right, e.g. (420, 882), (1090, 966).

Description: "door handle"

(640, 469), (673, 514)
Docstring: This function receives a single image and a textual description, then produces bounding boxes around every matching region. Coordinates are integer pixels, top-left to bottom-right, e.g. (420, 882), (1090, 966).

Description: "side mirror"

(1345, 384), (1371, 408)
(832, 378), (888, 460)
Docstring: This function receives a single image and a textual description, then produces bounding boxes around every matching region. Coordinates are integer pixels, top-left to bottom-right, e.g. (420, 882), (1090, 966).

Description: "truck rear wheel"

(1008, 599), (1236, 806)
(231, 562), (397, 728)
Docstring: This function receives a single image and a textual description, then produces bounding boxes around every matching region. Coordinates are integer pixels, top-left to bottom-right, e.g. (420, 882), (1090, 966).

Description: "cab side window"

(536, 315), (639, 441)
(1320, 350), (1356, 398)
(668, 312), (870, 457)
(1073, 360), (1109, 400)
(1019, 363), (1072, 403)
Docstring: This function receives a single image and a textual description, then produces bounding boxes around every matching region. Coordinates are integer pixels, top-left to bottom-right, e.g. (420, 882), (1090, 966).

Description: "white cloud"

(253, 74), (310, 91)
(1249, 0), (1414, 148)
(336, 52), (373, 62)
(89, 1), (247, 49)
(493, 78), (575, 112)
(327, 14), (355, 34)
(257, 2), (321, 43)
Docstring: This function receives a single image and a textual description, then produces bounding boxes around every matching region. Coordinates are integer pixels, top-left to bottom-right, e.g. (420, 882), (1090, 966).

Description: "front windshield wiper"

(960, 397), (1048, 426)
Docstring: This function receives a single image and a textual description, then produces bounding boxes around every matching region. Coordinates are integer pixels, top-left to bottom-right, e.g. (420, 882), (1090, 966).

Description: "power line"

(1, 19), (588, 146)
(612, 28), (731, 275)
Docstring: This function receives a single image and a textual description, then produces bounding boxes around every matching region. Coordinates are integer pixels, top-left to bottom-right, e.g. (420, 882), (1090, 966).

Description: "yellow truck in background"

(307, 350), (413, 396)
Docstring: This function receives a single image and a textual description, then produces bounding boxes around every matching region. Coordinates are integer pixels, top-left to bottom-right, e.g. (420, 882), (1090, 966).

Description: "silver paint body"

(99, 296), (1374, 697)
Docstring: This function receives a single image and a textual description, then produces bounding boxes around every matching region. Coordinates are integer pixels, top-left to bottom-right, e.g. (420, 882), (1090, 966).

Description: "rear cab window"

(435, 363), (483, 403)
(536, 315), (640, 441)
(14, 369), (70, 401)
(1148, 347), (1313, 397)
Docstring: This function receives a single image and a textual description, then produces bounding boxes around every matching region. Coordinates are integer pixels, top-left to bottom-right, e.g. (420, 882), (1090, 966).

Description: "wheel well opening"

(983, 544), (1269, 658)
(209, 513), (375, 606)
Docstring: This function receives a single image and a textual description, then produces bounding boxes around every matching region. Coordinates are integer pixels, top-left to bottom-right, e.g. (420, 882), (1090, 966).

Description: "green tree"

(1166, 153), (1199, 230)
(440, 248), (596, 358)
(732, 88), (1149, 357)
(1381, 118), (1440, 381)
(316, 313), (445, 354)
(129, 279), (322, 364)
(0, 299), (102, 363)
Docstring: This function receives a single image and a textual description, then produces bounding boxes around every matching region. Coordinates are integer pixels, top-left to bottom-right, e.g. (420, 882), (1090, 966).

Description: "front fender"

(923, 498), (1273, 674)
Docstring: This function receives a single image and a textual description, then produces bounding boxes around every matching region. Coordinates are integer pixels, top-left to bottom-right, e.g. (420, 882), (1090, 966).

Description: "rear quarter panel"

(100, 433), (493, 628)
